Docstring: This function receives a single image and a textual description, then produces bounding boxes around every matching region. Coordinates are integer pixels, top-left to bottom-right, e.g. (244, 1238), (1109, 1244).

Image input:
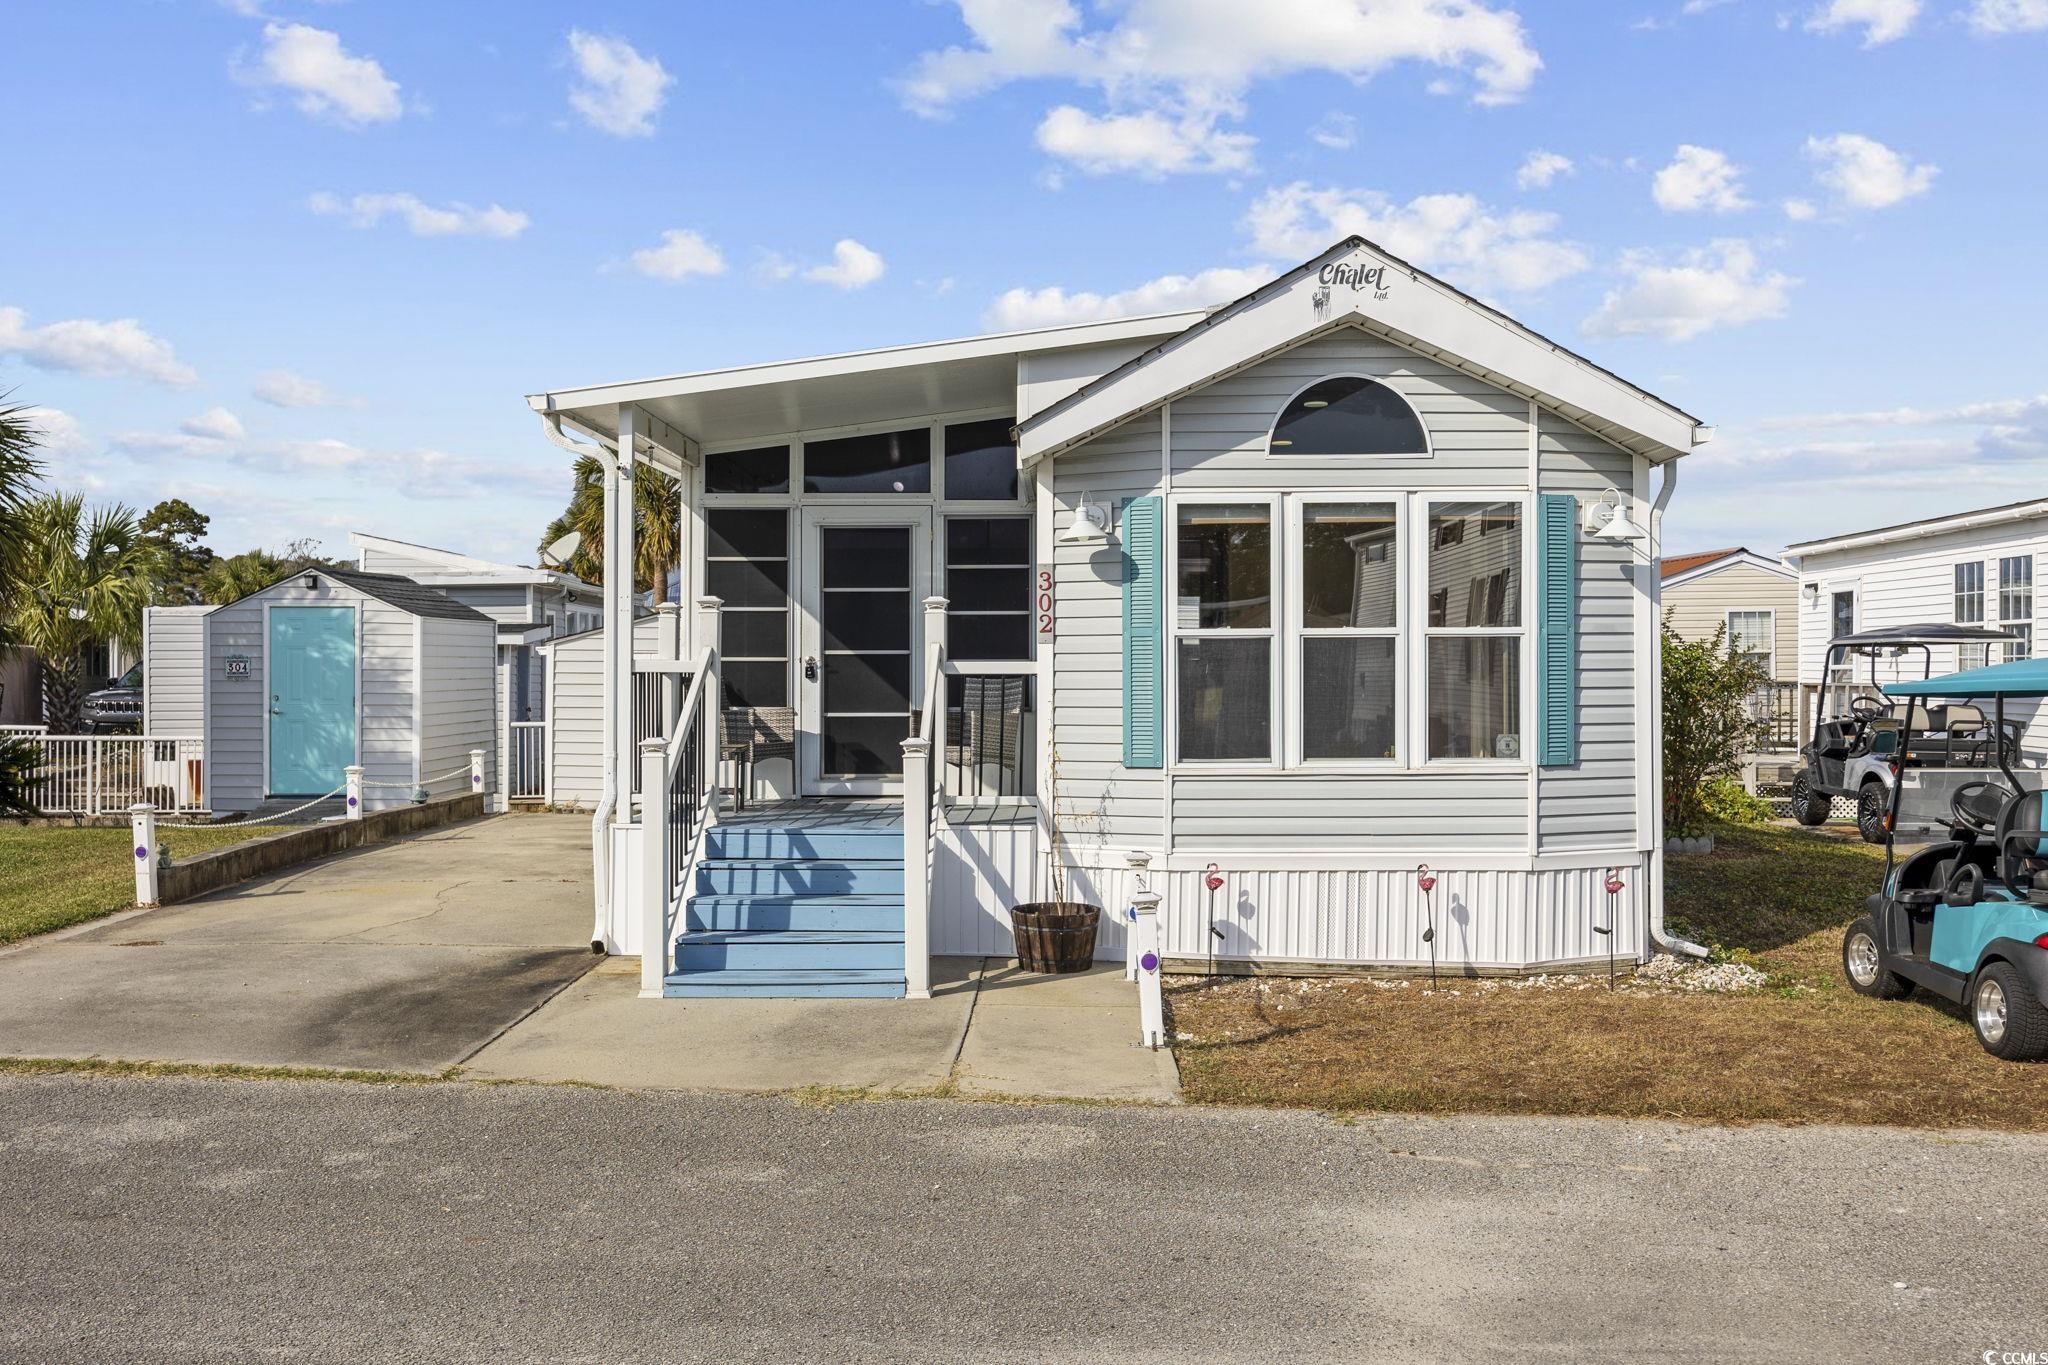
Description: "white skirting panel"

(931, 822), (1131, 962)
(1152, 856), (1648, 970)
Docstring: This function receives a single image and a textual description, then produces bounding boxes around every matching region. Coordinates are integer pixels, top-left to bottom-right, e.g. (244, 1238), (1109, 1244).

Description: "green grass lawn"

(1169, 821), (2048, 1130)
(0, 823), (269, 946)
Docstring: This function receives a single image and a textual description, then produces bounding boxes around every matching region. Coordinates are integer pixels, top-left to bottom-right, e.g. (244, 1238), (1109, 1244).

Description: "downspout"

(1645, 457), (1711, 960)
(540, 411), (621, 953)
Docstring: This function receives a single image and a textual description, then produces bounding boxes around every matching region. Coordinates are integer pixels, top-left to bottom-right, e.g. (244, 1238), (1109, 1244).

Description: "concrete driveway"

(0, 814), (596, 1073)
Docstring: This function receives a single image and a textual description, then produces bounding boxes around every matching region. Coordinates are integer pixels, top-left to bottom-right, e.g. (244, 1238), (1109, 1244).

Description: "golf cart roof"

(1885, 657), (2048, 699)
(1832, 623), (2017, 649)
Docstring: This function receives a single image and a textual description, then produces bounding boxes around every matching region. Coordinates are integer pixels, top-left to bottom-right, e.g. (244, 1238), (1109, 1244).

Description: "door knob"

(803, 656), (819, 682)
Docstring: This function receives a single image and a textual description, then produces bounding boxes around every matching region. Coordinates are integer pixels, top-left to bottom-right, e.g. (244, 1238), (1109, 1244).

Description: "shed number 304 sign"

(1037, 567), (1054, 636)
(224, 654), (251, 678)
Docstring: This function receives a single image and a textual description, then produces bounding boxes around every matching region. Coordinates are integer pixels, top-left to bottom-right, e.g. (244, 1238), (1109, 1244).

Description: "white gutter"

(1645, 460), (1710, 960)
(540, 412), (621, 954)
(1786, 499), (2048, 559)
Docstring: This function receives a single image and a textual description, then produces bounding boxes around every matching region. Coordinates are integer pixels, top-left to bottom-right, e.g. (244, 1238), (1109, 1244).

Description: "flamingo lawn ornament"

(1596, 867), (1625, 990)
(1416, 864), (1439, 990)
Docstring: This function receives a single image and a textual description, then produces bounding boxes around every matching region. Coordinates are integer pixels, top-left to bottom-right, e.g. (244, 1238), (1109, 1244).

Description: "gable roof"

(350, 530), (597, 594)
(1660, 547), (1796, 589)
(324, 569), (496, 623)
(1661, 548), (1745, 579)
(1013, 237), (1710, 467)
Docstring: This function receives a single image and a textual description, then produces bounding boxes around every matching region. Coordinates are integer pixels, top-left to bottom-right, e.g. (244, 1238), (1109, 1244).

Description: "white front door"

(797, 507), (933, 796)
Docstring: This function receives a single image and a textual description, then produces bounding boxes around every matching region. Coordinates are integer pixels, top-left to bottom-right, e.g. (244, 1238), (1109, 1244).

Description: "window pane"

(1728, 611), (1773, 660)
(1270, 377), (1427, 456)
(943, 418), (1019, 501)
(1177, 637), (1270, 761)
(946, 566), (1028, 612)
(704, 444), (789, 494)
(1428, 502), (1521, 628)
(803, 428), (931, 493)
(946, 516), (1030, 565)
(721, 609), (787, 659)
(1832, 591), (1855, 641)
(1302, 502), (1398, 629)
(1303, 637), (1397, 760)
(1955, 562), (1984, 624)
(722, 660), (787, 709)
(706, 508), (787, 560)
(706, 558), (787, 608)
(1427, 637), (1521, 760)
(821, 591), (911, 652)
(950, 614), (1031, 661)
(1177, 504), (1271, 629)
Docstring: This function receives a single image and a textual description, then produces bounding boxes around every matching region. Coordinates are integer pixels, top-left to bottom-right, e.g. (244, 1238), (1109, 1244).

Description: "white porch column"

(612, 404), (640, 821)
(638, 737), (669, 999)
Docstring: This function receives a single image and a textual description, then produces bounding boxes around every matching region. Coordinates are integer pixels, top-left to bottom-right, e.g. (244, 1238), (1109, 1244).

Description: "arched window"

(1268, 376), (1429, 457)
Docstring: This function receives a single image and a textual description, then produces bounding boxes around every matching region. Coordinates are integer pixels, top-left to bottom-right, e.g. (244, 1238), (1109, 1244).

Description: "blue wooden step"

(695, 858), (904, 897)
(685, 893), (904, 933)
(662, 967), (906, 999)
(704, 826), (903, 861)
(675, 929), (904, 972)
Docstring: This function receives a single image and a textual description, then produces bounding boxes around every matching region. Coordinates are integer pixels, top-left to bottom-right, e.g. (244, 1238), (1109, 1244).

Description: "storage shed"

(203, 568), (498, 814)
(143, 605), (210, 738)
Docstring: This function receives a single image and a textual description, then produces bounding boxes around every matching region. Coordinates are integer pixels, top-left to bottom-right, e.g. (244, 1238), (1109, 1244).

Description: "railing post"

(131, 802), (159, 908)
(345, 764), (364, 820)
(469, 748), (485, 803)
(655, 601), (683, 741)
(1122, 849), (1153, 981)
(695, 596), (723, 819)
(901, 736), (932, 1000)
(639, 736), (669, 999)
(1131, 889), (1164, 1049)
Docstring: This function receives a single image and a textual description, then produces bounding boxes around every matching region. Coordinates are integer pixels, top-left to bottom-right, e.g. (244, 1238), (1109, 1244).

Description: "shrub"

(1663, 617), (1770, 837)
(1700, 777), (1773, 827)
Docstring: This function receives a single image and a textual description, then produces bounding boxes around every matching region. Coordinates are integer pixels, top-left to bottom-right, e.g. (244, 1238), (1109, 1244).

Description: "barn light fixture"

(302, 572), (320, 591)
(1057, 492), (1113, 547)
(1582, 487), (1647, 542)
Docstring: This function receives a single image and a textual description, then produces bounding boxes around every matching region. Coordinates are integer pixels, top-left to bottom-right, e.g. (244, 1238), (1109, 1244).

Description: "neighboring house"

(1659, 548), (1799, 684)
(1785, 497), (2047, 747)
(528, 235), (1714, 996)
(1, 637), (136, 726)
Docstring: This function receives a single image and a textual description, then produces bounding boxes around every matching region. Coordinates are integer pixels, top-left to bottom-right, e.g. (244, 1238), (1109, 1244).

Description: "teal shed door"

(268, 606), (357, 795)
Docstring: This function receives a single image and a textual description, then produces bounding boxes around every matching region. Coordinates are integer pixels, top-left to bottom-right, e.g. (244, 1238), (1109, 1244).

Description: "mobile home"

(527, 236), (1713, 997)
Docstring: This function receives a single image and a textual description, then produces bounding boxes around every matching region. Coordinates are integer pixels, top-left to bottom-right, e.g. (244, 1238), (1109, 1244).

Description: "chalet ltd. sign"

(1312, 261), (1393, 312)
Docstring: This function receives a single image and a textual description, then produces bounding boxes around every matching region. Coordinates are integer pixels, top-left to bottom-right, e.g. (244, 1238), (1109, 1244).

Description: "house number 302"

(1037, 569), (1055, 635)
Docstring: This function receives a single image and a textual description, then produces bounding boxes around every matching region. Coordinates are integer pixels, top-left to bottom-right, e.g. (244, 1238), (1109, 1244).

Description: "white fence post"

(1132, 889), (1164, 1049)
(469, 748), (485, 802)
(131, 802), (159, 907)
(694, 596), (722, 819)
(345, 764), (364, 820)
(639, 737), (669, 1000)
(1123, 849), (1152, 981)
(902, 737), (932, 1001)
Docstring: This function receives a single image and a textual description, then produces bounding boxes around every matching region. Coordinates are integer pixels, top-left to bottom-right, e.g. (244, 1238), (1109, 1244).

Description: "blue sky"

(3, 0), (2044, 565)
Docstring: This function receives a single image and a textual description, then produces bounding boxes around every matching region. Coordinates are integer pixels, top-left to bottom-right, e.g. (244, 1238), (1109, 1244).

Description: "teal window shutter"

(1122, 496), (1165, 769)
(1536, 493), (1579, 767)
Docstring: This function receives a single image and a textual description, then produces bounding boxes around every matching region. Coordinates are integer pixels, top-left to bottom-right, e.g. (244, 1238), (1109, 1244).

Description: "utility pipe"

(1644, 459), (1710, 960)
(540, 411), (621, 953)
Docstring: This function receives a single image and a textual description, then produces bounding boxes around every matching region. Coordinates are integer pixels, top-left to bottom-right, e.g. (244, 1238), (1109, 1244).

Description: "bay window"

(1173, 501), (1274, 763)
(1298, 501), (1399, 761)
(1424, 500), (1523, 762)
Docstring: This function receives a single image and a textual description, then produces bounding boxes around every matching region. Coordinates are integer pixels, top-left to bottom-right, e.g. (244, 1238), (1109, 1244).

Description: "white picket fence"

(509, 720), (547, 802)
(6, 733), (207, 816)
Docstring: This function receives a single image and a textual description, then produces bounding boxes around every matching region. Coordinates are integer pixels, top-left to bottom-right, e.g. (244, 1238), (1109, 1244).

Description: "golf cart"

(1790, 623), (2019, 842)
(1841, 656), (2048, 1060)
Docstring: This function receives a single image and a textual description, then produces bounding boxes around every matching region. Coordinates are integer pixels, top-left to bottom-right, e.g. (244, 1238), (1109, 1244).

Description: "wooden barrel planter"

(1008, 901), (1101, 974)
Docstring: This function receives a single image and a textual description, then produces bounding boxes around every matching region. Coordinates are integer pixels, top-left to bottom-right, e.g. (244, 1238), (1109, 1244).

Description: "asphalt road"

(1, 1075), (2042, 1363)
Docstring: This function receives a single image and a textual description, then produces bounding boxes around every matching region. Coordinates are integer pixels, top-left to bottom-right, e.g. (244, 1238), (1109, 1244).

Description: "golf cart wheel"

(1970, 961), (2048, 1061)
(1790, 774), (1830, 827)
(1842, 917), (1911, 1000)
(1856, 783), (1889, 844)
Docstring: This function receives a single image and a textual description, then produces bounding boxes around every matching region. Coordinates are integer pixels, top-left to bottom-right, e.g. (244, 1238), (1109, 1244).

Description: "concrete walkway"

(465, 954), (1179, 1103)
(0, 814), (597, 1073)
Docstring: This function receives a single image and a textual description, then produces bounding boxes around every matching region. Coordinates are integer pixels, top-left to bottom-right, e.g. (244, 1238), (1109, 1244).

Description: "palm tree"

(5, 494), (164, 731)
(200, 548), (290, 605)
(0, 401), (47, 634)
(541, 455), (681, 601)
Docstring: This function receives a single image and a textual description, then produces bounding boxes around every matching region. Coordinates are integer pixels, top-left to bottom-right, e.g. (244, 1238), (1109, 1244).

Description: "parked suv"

(82, 662), (143, 734)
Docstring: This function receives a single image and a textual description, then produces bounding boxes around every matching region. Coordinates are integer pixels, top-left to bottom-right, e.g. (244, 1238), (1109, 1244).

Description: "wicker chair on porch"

(721, 706), (796, 812)
(925, 676), (1026, 801)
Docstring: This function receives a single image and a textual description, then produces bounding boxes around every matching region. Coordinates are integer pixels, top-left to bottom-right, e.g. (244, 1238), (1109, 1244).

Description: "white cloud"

(628, 229), (727, 283)
(1035, 105), (1255, 177)
(900, 0), (1541, 177)
(0, 306), (197, 387)
(1758, 394), (2048, 429)
(19, 406), (88, 458)
(1310, 112), (1357, 150)
(180, 407), (245, 442)
(1651, 145), (1751, 213)
(984, 265), (1277, 330)
(566, 30), (673, 138)
(1782, 197), (1819, 221)
(1969, 0), (2048, 32)
(1805, 0), (1922, 45)
(1516, 150), (1574, 190)
(1583, 240), (1796, 342)
(246, 22), (402, 126)
(1803, 132), (1937, 210)
(252, 369), (356, 409)
(800, 239), (886, 291)
(307, 191), (529, 239)
(1244, 182), (1590, 295)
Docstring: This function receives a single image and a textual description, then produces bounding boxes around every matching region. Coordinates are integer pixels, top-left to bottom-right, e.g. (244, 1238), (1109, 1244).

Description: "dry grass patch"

(1170, 824), (2048, 1130)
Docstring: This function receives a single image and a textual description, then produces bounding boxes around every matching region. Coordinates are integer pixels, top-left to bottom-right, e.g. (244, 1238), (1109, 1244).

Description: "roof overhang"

(526, 311), (1208, 463)
(496, 621), (554, 646)
(1786, 498), (2048, 561)
(1015, 237), (1708, 468)
(1661, 550), (1796, 590)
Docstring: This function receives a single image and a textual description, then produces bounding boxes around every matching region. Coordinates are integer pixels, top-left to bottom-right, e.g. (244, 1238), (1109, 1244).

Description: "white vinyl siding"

(542, 615), (661, 809)
(419, 618), (498, 798)
(1661, 562), (1799, 684)
(142, 606), (208, 738)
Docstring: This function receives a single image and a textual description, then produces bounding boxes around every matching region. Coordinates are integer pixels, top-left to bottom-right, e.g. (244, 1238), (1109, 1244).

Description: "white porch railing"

(638, 611), (722, 998)
(508, 720), (547, 802)
(11, 733), (206, 816)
